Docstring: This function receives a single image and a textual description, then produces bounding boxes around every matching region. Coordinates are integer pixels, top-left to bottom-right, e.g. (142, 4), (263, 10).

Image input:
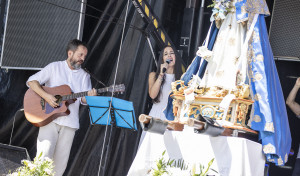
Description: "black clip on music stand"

(86, 96), (137, 175)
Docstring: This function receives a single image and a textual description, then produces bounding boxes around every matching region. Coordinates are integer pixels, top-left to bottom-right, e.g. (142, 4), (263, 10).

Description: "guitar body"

(24, 85), (75, 127)
(24, 83), (125, 127)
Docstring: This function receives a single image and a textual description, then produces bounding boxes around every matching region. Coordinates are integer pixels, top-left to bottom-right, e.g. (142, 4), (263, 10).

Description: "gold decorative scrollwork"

(186, 104), (231, 121)
(171, 80), (186, 95)
(236, 103), (248, 123)
(187, 104), (201, 119)
(172, 99), (182, 121)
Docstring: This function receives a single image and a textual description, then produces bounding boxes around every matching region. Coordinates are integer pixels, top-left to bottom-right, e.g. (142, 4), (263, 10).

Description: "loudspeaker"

(0, 143), (30, 175)
(269, 0), (300, 59)
(0, 0), (86, 70)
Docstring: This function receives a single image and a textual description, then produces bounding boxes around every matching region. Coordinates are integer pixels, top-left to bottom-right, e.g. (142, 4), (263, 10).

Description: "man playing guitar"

(26, 39), (97, 175)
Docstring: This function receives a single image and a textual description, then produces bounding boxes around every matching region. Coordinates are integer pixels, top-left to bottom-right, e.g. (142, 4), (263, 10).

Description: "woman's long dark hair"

(153, 45), (183, 103)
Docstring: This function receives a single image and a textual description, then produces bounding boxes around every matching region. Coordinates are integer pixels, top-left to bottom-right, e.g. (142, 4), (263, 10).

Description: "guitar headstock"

(107, 84), (125, 94)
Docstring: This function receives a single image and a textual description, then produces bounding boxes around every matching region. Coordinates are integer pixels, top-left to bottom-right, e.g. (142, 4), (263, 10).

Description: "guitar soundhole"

(45, 102), (62, 114)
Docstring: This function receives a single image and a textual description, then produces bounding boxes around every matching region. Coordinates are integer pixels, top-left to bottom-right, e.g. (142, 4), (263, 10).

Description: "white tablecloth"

(127, 127), (265, 176)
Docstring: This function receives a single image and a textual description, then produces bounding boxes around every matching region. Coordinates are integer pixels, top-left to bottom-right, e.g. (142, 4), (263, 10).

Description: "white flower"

(225, 2), (230, 8)
(44, 168), (52, 175)
(28, 162), (36, 170)
(44, 157), (53, 163)
(21, 159), (30, 165)
(44, 157), (51, 161)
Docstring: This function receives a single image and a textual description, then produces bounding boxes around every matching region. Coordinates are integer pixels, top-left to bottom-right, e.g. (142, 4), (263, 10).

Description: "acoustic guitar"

(23, 84), (125, 127)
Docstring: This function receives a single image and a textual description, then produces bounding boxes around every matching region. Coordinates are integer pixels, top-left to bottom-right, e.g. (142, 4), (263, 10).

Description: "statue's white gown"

(200, 11), (247, 90)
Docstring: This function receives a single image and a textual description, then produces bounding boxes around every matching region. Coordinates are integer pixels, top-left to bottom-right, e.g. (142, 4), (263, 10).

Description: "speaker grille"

(0, 143), (30, 175)
(0, 0), (85, 69)
(269, 0), (300, 59)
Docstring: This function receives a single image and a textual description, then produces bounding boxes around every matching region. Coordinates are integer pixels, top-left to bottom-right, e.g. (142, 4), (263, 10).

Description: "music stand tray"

(86, 96), (137, 131)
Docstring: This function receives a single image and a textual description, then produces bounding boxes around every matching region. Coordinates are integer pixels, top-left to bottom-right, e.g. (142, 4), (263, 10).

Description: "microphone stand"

(84, 68), (106, 87)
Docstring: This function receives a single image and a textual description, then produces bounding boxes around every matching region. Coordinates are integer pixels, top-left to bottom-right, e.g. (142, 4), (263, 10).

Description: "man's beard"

(70, 58), (81, 70)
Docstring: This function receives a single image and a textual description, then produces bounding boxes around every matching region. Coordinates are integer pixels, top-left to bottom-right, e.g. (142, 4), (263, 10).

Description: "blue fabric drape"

(248, 14), (291, 166)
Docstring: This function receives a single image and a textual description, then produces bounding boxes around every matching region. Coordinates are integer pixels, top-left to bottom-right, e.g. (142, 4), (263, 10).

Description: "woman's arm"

(286, 77), (300, 116)
(148, 72), (164, 99)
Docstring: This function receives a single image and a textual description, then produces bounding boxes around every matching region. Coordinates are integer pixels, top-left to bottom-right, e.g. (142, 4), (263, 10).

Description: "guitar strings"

(97, 0), (130, 175)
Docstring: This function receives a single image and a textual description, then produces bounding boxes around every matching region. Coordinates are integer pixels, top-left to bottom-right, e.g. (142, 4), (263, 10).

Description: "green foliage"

(191, 158), (216, 176)
(207, 0), (217, 8)
(173, 159), (188, 170)
(8, 153), (54, 176)
(152, 150), (173, 176)
(151, 151), (218, 176)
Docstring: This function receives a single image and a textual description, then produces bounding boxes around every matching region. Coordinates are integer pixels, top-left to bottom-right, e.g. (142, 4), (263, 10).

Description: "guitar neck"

(61, 88), (108, 101)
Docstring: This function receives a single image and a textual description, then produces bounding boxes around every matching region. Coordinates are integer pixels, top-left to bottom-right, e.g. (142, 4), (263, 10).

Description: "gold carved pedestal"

(171, 95), (254, 127)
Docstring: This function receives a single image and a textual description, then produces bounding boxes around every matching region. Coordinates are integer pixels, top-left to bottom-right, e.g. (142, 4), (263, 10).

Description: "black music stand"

(86, 96), (137, 176)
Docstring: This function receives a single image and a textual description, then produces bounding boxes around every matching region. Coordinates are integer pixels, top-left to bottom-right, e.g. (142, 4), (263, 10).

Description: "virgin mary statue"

(165, 0), (291, 166)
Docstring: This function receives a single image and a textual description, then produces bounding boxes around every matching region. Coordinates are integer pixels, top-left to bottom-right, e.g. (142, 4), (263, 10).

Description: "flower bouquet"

(149, 151), (217, 176)
(208, 0), (234, 23)
(8, 153), (54, 176)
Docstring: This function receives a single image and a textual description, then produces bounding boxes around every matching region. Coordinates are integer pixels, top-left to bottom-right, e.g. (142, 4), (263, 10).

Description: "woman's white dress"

(148, 73), (175, 120)
(138, 73), (175, 146)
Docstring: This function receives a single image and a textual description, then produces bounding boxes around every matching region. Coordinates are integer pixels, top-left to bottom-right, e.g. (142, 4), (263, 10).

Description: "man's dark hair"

(66, 39), (88, 54)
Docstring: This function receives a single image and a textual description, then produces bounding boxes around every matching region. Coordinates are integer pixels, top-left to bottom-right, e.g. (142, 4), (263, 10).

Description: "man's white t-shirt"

(26, 60), (92, 129)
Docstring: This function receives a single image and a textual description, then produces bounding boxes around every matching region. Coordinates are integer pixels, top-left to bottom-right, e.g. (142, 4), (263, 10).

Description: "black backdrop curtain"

(66, 0), (167, 175)
(0, 0), (172, 176)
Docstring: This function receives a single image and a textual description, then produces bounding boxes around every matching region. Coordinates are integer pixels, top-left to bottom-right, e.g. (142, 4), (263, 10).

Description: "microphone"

(162, 59), (172, 73)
